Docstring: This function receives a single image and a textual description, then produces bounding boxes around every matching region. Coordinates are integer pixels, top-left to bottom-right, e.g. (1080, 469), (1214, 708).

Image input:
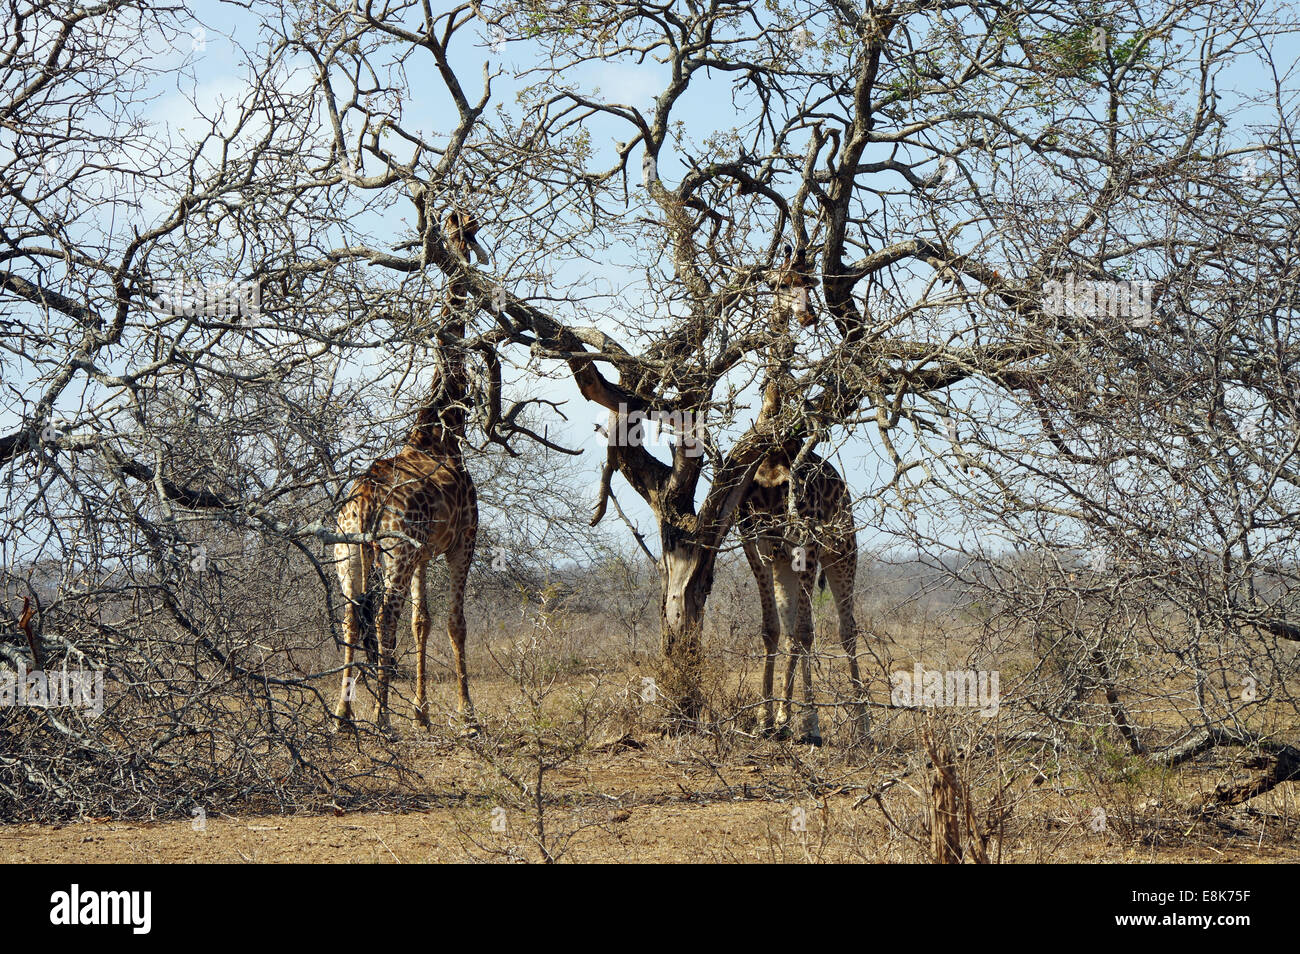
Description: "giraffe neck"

(405, 367), (467, 455)
(756, 263), (810, 491)
(759, 297), (795, 426)
(406, 283), (471, 455)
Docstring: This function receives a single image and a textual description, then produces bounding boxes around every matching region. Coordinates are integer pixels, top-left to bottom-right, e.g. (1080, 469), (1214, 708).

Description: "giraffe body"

(737, 243), (869, 744)
(332, 211), (484, 732)
(738, 445), (867, 744)
(334, 441), (477, 730)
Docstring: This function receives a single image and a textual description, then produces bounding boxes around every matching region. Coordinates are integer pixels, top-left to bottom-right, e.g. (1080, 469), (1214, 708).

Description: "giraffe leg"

(446, 538), (477, 731)
(791, 560), (821, 745)
(772, 550), (806, 737)
(823, 542), (869, 743)
(743, 540), (781, 736)
(373, 553), (414, 734)
(410, 560), (430, 728)
(333, 541), (363, 728)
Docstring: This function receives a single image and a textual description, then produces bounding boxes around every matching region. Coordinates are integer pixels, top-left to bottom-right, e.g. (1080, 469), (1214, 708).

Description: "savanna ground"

(3, 718), (1296, 864)
(6, 0), (1300, 868)
(4, 561), (1297, 863)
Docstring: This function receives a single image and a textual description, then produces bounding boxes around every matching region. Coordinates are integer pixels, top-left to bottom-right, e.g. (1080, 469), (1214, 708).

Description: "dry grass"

(4, 558), (1299, 862)
(3, 642), (1298, 862)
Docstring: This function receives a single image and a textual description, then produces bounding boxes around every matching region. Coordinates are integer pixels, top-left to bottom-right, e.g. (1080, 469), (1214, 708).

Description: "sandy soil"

(4, 735), (1298, 863)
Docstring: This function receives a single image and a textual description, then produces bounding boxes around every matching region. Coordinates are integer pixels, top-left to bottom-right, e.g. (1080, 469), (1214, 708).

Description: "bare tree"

(165, 0), (1299, 719)
(5, 0), (1300, 823)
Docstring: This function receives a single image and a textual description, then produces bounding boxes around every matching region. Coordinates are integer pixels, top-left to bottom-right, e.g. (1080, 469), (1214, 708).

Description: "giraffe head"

(443, 210), (490, 263)
(769, 243), (817, 328)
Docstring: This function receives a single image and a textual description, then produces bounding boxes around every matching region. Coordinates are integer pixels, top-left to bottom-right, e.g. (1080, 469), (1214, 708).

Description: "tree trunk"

(605, 425), (763, 729)
(655, 527), (718, 724)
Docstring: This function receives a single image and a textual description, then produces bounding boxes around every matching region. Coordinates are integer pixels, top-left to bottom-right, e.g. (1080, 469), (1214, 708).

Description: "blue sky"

(5, 0), (1295, 566)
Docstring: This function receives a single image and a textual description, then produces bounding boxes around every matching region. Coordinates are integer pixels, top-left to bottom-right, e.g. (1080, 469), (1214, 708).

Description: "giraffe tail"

(356, 548), (382, 668)
(355, 588), (380, 668)
(818, 566), (828, 592)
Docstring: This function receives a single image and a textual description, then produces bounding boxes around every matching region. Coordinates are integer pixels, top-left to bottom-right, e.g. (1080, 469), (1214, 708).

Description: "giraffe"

(332, 210), (486, 733)
(735, 244), (869, 745)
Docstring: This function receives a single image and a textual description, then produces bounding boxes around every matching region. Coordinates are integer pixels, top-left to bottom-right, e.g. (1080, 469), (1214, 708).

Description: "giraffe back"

(739, 450), (855, 559)
(338, 447), (478, 560)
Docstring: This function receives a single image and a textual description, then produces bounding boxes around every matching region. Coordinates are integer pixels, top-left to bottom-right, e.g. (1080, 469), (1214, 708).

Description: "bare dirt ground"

(7, 795), (1298, 864)
(3, 678), (1298, 863)
(5, 614), (1299, 863)
(4, 776), (1297, 863)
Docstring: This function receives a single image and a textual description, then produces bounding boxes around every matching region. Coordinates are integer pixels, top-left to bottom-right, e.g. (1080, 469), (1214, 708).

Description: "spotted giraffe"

(332, 211), (486, 732)
(736, 244), (869, 745)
